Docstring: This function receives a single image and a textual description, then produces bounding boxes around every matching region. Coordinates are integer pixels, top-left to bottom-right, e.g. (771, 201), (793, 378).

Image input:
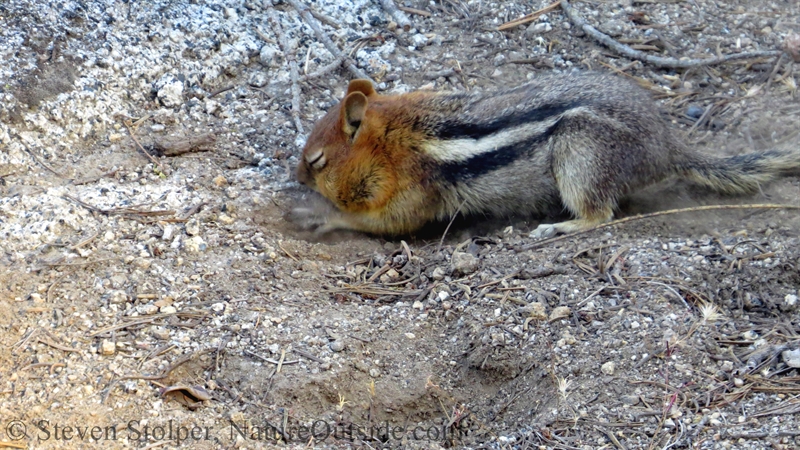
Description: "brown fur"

(294, 73), (800, 236)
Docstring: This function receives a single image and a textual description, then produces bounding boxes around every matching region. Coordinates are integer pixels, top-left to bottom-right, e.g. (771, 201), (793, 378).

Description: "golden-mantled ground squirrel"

(295, 72), (800, 237)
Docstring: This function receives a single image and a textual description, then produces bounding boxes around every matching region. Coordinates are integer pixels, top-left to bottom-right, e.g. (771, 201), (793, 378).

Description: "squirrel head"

(296, 79), (377, 191)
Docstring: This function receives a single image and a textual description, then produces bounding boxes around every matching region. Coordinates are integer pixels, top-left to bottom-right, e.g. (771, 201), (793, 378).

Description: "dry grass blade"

(330, 283), (424, 298)
(497, 1), (561, 31)
(63, 194), (175, 218)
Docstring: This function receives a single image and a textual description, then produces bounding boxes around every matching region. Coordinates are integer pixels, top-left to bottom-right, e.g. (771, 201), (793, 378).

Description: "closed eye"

(305, 150), (326, 169)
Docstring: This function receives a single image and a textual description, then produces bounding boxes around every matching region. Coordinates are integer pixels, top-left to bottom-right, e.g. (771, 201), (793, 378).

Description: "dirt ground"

(1, 0), (800, 449)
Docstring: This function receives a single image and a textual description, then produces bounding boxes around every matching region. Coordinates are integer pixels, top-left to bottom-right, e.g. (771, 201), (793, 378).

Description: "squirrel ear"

(346, 79), (376, 97)
(342, 91), (368, 137)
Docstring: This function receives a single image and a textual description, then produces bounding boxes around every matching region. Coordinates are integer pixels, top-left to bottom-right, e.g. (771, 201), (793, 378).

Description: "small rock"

(412, 300), (424, 310)
(152, 328), (170, 340)
(782, 349), (800, 368)
(560, 330), (576, 345)
(213, 175), (228, 187)
(404, 332), (416, 339)
(621, 395), (639, 406)
(369, 368), (381, 378)
(185, 236), (207, 253)
(410, 33), (429, 48)
(330, 340), (345, 352)
(185, 219), (201, 236)
(785, 294), (797, 307)
(101, 340), (116, 355)
(528, 302), (547, 320)
(720, 360), (734, 372)
(380, 268), (399, 283)
(599, 20), (626, 37)
(161, 224), (174, 241)
(549, 306), (571, 321)
(354, 360), (370, 373)
(437, 291), (450, 302)
(223, 7), (238, 20)
(451, 252), (479, 275)
(600, 361), (615, 376)
(160, 305), (177, 314)
(733, 378), (744, 387)
(525, 22), (552, 35)
(784, 33), (800, 62)
(218, 214), (235, 225)
(140, 304), (159, 315)
(259, 45), (280, 67)
(431, 267), (446, 280)
(154, 75), (184, 108)
(109, 290), (128, 304)
(30, 293), (44, 304)
(686, 105), (705, 118)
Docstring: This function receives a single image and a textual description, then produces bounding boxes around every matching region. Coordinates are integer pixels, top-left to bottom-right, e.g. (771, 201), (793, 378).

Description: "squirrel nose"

(295, 163), (309, 185)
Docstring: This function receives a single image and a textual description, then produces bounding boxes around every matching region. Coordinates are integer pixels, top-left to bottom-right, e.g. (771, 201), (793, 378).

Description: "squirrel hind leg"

(531, 208), (614, 239)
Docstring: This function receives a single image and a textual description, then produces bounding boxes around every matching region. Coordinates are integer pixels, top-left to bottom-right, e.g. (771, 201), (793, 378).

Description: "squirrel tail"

(677, 149), (800, 194)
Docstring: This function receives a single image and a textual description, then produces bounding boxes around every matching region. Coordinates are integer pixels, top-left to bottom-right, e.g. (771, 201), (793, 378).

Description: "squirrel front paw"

(287, 206), (330, 232)
(287, 207), (354, 235)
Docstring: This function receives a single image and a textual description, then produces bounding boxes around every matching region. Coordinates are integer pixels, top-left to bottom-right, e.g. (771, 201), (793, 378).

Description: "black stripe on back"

(434, 101), (578, 140)
(437, 122), (558, 184)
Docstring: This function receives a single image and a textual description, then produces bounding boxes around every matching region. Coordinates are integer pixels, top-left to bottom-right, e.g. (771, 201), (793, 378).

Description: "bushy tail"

(678, 149), (800, 195)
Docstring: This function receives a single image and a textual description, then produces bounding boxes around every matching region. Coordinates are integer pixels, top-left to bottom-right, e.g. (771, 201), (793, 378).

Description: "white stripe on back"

(422, 118), (560, 162)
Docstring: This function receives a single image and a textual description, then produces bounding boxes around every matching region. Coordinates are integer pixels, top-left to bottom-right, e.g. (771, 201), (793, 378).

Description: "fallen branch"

(285, 0), (374, 82)
(154, 132), (216, 157)
(378, 0), (412, 31)
(300, 54), (347, 81)
(560, 0), (782, 69)
(267, 9), (304, 134)
(521, 204), (800, 251)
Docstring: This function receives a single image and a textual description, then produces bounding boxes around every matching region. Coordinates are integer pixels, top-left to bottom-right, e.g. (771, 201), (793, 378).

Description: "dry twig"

(522, 204), (800, 250)
(153, 132), (216, 157)
(560, 0), (782, 69)
(285, 0), (374, 82)
(267, 9), (304, 134)
(497, 0), (561, 31)
(398, 5), (432, 17)
(121, 119), (167, 173)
